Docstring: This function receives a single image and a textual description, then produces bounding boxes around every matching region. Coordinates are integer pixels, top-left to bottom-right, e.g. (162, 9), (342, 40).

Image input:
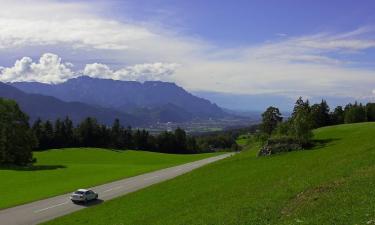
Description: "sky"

(0, 0), (375, 110)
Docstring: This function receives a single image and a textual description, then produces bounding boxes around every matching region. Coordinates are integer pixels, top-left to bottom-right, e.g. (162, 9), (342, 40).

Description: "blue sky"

(107, 0), (375, 45)
(0, 0), (375, 109)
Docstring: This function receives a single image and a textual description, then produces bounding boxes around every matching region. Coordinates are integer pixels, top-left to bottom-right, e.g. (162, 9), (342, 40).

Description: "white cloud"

(0, 53), (179, 83)
(0, 53), (75, 83)
(84, 62), (179, 82)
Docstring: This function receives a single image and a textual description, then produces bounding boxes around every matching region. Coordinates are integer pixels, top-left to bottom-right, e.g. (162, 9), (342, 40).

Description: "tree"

(331, 106), (345, 125)
(290, 105), (313, 146)
(32, 118), (43, 149)
(292, 97), (310, 118)
(63, 117), (74, 147)
(174, 128), (187, 153)
(0, 98), (37, 166)
(274, 120), (292, 137)
(42, 121), (54, 149)
(344, 102), (367, 124)
(366, 103), (375, 121)
(261, 106), (282, 135)
(110, 119), (124, 149)
(75, 117), (101, 147)
(157, 131), (176, 153)
(54, 119), (65, 148)
(310, 100), (330, 128)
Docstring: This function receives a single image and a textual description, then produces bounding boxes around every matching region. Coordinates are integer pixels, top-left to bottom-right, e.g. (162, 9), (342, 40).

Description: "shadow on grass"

(310, 138), (341, 150)
(0, 165), (67, 171)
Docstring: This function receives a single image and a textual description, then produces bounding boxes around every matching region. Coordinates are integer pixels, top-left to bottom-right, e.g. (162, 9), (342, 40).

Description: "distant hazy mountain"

(11, 76), (226, 121)
(0, 82), (140, 126)
(193, 91), (362, 114)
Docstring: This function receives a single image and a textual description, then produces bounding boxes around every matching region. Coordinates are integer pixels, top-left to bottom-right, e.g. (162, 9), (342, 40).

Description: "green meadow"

(44, 123), (375, 225)
(0, 148), (219, 209)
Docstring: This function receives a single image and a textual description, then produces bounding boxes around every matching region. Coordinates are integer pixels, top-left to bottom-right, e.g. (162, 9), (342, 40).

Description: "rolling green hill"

(0, 148), (219, 209)
(44, 123), (375, 225)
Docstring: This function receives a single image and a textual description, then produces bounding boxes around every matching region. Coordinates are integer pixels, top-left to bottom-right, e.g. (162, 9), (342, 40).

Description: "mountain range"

(3, 77), (228, 126)
(0, 82), (139, 125)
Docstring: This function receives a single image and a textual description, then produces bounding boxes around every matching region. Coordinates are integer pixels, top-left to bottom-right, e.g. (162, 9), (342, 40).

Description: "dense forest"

(0, 98), (239, 166)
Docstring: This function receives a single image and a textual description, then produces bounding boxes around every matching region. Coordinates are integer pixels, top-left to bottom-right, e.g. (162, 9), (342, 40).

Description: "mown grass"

(43, 123), (375, 225)
(0, 148), (219, 209)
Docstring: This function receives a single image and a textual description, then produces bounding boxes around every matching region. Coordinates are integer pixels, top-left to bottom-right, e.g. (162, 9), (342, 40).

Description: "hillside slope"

(44, 123), (375, 225)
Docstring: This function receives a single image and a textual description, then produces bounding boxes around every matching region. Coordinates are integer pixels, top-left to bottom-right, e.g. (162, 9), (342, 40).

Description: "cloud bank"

(0, 53), (75, 83)
(0, 53), (178, 83)
(84, 62), (179, 82)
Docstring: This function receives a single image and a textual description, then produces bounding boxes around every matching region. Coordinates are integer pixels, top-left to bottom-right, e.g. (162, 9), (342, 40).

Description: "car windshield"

(74, 191), (84, 195)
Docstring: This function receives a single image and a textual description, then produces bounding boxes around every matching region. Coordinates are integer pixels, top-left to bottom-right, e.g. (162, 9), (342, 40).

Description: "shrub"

(258, 137), (302, 156)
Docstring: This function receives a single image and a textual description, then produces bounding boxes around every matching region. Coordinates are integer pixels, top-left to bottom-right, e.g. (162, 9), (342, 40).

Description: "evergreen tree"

(261, 106), (282, 135)
(43, 121), (54, 149)
(174, 128), (187, 153)
(63, 117), (74, 147)
(344, 102), (367, 123)
(366, 103), (375, 121)
(76, 117), (101, 147)
(310, 100), (330, 128)
(32, 118), (43, 150)
(110, 119), (124, 149)
(330, 106), (344, 125)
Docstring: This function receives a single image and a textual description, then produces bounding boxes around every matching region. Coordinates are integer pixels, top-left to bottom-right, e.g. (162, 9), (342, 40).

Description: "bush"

(258, 137), (302, 156)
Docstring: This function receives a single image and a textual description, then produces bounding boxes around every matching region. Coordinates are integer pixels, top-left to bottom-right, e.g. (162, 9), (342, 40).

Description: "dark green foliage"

(259, 97), (314, 156)
(75, 117), (103, 147)
(261, 106), (282, 135)
(310, 100), (330, 128)
(344, 102), (367, 124)
(32, 118), (205, 154)
(290, 100), (314, 146)
(331, 106), (345, 125)
(196, 132), (239, 152)
(260, 97), (375, 157)
(0, 98), (37, 166)
(366, 103), (375, 121)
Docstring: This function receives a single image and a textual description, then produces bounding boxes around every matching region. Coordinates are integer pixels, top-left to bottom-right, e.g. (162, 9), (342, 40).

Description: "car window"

(74, 191), (84, 194)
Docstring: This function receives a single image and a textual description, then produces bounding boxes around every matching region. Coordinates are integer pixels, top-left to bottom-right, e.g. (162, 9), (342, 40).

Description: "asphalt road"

(0, 153), (234, 225)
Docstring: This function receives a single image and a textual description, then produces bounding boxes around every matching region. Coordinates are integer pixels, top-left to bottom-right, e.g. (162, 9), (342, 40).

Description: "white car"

(70, 189), (98, 204)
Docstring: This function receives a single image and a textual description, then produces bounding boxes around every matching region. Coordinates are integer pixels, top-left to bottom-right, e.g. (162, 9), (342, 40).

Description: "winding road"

(0, 153), (233, 225)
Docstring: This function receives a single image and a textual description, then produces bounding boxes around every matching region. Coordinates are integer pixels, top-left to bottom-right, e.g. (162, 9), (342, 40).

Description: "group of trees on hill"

(259, 97), (375, 156)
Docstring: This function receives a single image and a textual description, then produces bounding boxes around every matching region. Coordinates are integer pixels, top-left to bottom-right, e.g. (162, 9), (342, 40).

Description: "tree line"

(32, 117), (206, 154)
(259, 97), (375, 155)
(32, 117), (239, 153)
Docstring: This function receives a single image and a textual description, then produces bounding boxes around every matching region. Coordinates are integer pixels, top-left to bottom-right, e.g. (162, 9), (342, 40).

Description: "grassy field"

(44, 123), (375, 225)
(0, 148), (219, 209)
